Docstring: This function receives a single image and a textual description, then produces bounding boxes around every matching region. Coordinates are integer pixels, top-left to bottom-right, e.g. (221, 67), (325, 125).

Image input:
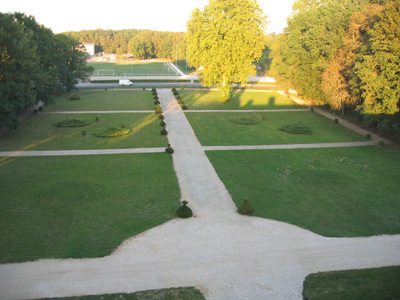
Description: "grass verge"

(180, 90), (302, 110)
(186, 111), (365, 146)
(303, 266), (400, 299)
(40, 287), (205, 300)
(0, 153), (180, 263)
(206, 146), (400, 237)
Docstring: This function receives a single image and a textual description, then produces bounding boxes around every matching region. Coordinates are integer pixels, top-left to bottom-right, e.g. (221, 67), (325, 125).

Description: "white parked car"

(119, 79), (133, 86)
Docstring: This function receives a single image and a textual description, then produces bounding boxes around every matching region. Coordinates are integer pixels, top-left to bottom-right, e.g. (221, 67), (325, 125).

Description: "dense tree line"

(65, 29), (186, 60)
(268, 0), (400, 139)
(0, 13), (93, 129)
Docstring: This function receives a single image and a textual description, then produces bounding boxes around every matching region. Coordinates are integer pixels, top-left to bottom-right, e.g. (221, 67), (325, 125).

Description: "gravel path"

(0, 89), (399, 300)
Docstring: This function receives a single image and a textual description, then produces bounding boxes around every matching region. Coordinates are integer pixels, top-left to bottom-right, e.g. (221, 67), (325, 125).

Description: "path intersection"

(0, 89), (399, 300)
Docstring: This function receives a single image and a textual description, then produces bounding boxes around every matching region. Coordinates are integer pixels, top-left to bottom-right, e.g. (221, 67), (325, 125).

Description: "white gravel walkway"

(0, 89), (399, 300)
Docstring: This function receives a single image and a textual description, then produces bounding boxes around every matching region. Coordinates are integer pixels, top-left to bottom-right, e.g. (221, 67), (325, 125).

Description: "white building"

(83, 43), (95, 56)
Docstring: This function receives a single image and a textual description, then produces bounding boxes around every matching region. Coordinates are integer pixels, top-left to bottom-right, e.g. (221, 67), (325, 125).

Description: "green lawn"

(180, 90), (302, 110)
(0, 153), (180, 263)
(186, 111), (365, 146)
(0, 113), (167, 151)
(206, 146), (400, 237)
(303, 266), (400, 299)
(89, 62), (178, 76)
(41, 287), (205, 300)
(45, 90), (154, 111)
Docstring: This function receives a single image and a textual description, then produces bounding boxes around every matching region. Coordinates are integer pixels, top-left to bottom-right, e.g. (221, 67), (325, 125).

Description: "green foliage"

(0, 12), (93, 128)
(160, 120), (166, 127)
(92, 127), (130, 137)
(165, 144), (174, 154)
(229, 118), (260, 125)
(238, 198), (254, 215)
(186, 0), (266, 100)
(160, 128), (168, 135)
(55, 118), (93, 127)
(69, 94), (81, 100)
(155, 105), (162, 114)
(158, 114), (164, 120)
(279, 122), (313, 134)
(176, 201), (193, 218)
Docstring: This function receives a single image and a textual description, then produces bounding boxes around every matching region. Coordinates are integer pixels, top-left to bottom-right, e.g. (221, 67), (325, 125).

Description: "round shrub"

(172, 87), (177, 92)
(238, 198), (254, 215)
(153, 95), (159, 100)
(176, 201), (193, 218)
(158, 114), (164, 120)
(181, 104), (188, 110)
(55, 118), (92, 127)
(279, 122), (312, 134)
(154, 100), (160, 105)
(155, 105), (162, 114)
(165, 144), (174, 154)
(178, 100), (185, 105)
(160, 120), (166, 127)
(69, 94), (81, 100)
(160, 128), (168, 135)
(92, 127), (130, 138)
(176, 94), (181, 100)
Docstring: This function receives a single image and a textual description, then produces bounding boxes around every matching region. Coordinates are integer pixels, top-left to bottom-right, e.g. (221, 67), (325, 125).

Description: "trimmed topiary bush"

(165, 144), (174, 154)
(176, 200), (193, 218)
(69, 94), (81, 100)
(92, 127), (130, 138)
(160, 128), (168, 135)
(160, 120), (166, 127)
(154, 100), (160, 105)
(158, 114), (164, 120)
(238, 198), (254, 215)
(55, 118), (92, 127)
(181, 104), (187, 110)
(155, 105), (162, 114)
(279, 122), (312, 134)
(178, 100), (185, 105)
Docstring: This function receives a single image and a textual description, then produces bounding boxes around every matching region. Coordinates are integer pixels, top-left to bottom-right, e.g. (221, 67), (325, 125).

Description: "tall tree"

(354, 1), (400, 115)
(186, 0), (266, 100)
(0, 13), (39, 128)
(53, 34), (93, 92)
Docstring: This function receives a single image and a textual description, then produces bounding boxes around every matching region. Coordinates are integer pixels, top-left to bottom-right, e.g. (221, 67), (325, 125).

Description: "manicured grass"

(45, 90), (154, 111)
(0, 153), (180, 263)
(0, 113), (167, 151)
(41, 287), (205, 300)
(180, 90), (302, 110)
(206, 146), (400, 237)
(303, 266), (400, 299)
(89, 62), (178, 76)
(186, 111), (365, 146)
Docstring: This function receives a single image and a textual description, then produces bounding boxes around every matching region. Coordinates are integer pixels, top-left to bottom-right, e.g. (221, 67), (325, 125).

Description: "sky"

(1, 0), (295, 34)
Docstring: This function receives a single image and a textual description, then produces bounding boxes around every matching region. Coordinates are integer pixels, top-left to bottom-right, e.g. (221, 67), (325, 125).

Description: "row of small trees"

(0, 13), (93, 129)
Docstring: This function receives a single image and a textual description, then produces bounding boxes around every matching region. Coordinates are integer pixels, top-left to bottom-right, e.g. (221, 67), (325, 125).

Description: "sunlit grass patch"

(180, 90), (302, 110)
(186, 111), (364, 146)
(0, 113), (167, 151)
(206, 146), (400, 237)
